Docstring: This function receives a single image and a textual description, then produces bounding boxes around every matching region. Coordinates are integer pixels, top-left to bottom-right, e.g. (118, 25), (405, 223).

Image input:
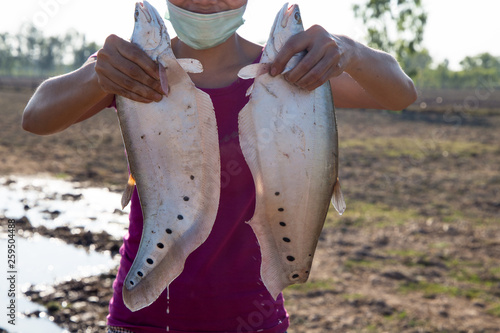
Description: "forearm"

(22, 59), (112, 135)
(342, 36), (417, 110)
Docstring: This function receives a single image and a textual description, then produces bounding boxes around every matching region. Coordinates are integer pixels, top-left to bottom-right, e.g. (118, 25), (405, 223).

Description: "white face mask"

(165, 1), (246, 50)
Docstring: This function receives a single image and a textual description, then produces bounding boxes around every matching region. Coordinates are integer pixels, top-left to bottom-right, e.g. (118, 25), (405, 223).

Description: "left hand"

(270, 25), (353, 91)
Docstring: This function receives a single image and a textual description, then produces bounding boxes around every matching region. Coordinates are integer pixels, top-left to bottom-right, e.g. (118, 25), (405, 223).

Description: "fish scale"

(238, 3), (345, 300)
(116, 1), (220, 312)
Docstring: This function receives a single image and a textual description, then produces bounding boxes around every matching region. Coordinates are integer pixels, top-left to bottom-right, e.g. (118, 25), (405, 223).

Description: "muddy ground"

(1, 86), (500, 332)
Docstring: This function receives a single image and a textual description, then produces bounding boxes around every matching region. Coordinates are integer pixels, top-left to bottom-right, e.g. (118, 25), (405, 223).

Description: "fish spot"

(177, 214), (184, 220)
(308, 254), (312, 257)
(187, 105), (192, 109)
(278, 208), (284, 212)
(305, 271), (309, 274)
(130, 280), (134, 285)
(275, 192), (280, 196)
(283, 237), (291, 243)
(190, 175), (195, 180)
(183, 196), (189, 201)
(137, 271), (143, 277)
(292, 274), (299, 279)
(166, 228), (172, 234)
(287, 256), (295, 262)
(147, 258), (154, 265)
(158, 131), (162, 135)
(157, 242), (164, 248)
(141, 135), (145, 139)
(279, 222), (286, 226)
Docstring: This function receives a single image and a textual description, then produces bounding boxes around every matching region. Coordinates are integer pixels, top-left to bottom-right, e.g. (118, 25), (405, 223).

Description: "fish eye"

(294, 11), (301, 24)
(134, 8), (139, 21)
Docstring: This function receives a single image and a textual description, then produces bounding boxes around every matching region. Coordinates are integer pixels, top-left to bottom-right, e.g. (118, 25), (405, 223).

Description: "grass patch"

(340, 137), (497, 159)
(399, 281), (484, 300)
(325, 200), (420, 228)
(488, 304), (500, 318)
(284, 279), (336, 294)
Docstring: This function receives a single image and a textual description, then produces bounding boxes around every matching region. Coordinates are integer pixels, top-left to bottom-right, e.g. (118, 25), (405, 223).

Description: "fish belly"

(239, 73), (338, 299)
(116, 58), (220, 311)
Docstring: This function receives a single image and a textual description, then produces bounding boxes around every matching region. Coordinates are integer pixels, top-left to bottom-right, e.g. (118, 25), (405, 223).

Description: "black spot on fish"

(183, 196), (189, 201)
(190, 175), (195, 180)
(130, 280), (134, 285)
(278, 208), (284, 212)
(177, 215), (184, 220)
(292, 274), (299, 279)
(279, 222), (286, 227)
(283, 237), (291, 243)
(157, 243), (164, 248)
(158, 132), (162, 135)
(166, 228), (172, 234)
(308, 254), (312, 257)
(305, 271), (309, 274)
(275, 192), (280, 196)
(287, 256), (295, 262)
(141, 135), (145, 139)
(147, 258), (154, 265)
(137, 271), (143, 277)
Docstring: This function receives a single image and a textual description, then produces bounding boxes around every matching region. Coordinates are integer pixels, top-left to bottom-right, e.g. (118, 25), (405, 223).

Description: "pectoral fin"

(158, 62), (170, 97)
(331, 178), (346, 215)
(177, 58), (203, 73)
(238, 63), (271, 80)
(121, 174), (136, 209)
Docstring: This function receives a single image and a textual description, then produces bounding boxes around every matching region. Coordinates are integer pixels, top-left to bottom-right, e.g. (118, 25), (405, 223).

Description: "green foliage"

(353, 0), (427, 76)
(416, 53), (500, 89)
(0, 24), (100, 77)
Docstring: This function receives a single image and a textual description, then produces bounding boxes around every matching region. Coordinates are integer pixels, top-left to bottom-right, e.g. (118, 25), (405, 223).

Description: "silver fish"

(237, 3), (345, 300)
(116, 1), (220, 311)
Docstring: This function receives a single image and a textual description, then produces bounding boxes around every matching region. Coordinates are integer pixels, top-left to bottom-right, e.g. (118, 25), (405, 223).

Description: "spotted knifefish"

(116, 1), (220, 311)
(237, 3), (346, 300)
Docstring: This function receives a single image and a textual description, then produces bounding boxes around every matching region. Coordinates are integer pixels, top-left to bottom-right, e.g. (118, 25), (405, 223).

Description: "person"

(22, 1), (417, 332)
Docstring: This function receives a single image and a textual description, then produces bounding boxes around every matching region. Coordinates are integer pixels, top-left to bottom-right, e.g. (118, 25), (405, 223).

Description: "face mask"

(166, 1), (246, 50)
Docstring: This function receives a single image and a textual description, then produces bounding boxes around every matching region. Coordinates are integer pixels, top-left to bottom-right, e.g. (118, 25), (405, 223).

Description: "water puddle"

(0, 234), (118, 332)
(1, 175), (130, 238)
(0, 175), (127, 332)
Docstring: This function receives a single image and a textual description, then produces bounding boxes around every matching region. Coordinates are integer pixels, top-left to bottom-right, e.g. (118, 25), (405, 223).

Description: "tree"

(353, 0), (427, 76)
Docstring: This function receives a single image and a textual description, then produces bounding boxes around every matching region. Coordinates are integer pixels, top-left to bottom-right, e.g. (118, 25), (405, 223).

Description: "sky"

(0, 0), (498, 70)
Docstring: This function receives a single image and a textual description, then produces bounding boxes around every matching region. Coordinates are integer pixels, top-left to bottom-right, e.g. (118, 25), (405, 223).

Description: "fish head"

(132, 1), (171, 52)
(267, 3), (303, 56)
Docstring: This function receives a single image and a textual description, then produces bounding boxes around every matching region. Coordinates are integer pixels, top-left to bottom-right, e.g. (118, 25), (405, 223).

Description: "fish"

(237, 3), (346, 300)
(115, 1), (220, 312)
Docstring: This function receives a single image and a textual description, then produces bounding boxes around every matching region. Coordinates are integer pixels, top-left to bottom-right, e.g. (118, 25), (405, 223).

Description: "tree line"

(1, 2), (499, 91)
(0, 24), (98, 77)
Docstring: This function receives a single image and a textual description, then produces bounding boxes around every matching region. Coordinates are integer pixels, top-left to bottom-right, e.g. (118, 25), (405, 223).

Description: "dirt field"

(1, 86), (500, 332)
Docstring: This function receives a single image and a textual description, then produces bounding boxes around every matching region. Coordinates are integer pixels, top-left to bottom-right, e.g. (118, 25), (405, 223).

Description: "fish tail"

(121, 174), (136, 209)
(332, 177), (346, 215)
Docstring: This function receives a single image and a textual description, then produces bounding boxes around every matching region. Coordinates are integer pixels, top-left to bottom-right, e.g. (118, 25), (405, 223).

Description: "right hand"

(95, 34), (165, 103)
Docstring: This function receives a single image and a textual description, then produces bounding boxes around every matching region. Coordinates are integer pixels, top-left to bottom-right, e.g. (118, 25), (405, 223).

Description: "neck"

(172, 33), (262, 89)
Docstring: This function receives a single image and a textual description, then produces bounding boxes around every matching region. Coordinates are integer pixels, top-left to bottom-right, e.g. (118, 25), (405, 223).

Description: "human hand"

(95, 34), (165, 103)
(270, 25), (354, 91)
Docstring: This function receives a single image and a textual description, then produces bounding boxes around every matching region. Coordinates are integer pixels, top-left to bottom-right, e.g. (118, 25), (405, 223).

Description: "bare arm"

(270, 25), (417, 110)
(22, 34), (165, 135)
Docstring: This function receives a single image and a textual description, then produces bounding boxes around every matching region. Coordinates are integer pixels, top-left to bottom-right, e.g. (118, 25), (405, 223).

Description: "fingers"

(95, 34), (164, 103)
(270, 31), (309, 77)
(270, 25), (347, 91)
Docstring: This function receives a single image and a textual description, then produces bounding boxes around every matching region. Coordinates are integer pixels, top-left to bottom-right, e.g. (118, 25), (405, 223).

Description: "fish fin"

(238, 63), (271, 79)
(158, 62), (170, 97)
(332, 177), (346, 215)
(177, 58), (203, 73)
(245, 83), (255, 97)
(121, 174), (136, 209)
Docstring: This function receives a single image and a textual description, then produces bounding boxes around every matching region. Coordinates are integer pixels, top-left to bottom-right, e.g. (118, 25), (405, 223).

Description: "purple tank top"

(107, 69), (289, 332)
